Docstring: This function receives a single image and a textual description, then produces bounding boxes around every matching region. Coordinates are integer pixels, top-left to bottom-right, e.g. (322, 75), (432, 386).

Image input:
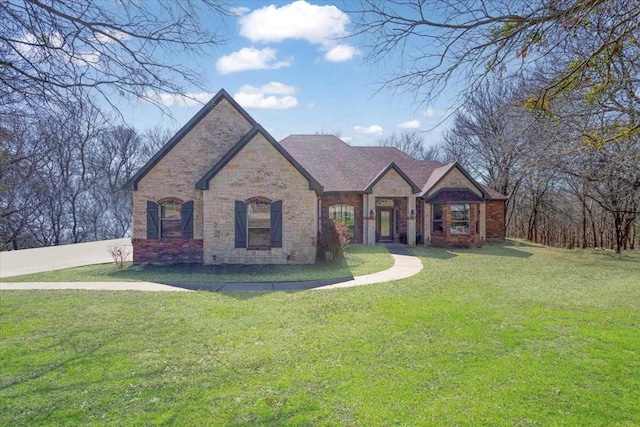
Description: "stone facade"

(369, 168), (417, 246)
(429, 167), (483, 197)
(204, 133), (318, 264)
(321, 193), (363, 243)
(127, 90), (507, 264)
(486, 200), (506, 239)
(132, 98), (254, 242)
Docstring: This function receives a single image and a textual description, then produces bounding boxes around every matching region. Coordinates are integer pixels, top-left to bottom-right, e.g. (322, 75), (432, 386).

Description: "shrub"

(108, 245), (130, 269)
(317, 218), (350, 262)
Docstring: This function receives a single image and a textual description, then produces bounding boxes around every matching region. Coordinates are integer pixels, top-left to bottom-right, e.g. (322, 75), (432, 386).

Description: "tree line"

(0, 103), (171, 250)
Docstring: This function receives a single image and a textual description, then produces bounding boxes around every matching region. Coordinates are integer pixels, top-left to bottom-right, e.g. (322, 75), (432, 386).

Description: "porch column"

(366, 194), (376, 246)
(407, 196), (416, 246)
(424, 201), (431, 244)
(480, 202), (487, 241)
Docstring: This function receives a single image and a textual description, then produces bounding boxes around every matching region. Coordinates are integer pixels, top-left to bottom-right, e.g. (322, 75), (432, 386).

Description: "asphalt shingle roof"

(279, 135), (507, 200)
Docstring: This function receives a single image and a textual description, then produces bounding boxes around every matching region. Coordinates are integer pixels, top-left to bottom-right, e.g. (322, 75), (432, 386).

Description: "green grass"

(5, 244), (394, 283)
(1, 241), (639, 426)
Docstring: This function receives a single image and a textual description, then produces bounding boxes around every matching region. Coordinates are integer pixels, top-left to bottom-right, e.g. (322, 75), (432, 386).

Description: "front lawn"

(1, 241), (639, 425)
(5, 244), (394, 283)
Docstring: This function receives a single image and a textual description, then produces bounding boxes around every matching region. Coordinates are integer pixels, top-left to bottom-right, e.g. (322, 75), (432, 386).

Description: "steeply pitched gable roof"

(279, 135), (375, 192)
(196, 125), (322, 194)
(124, 89), (256, 190)
(364, 162), (420, 194)
(355, 146), (443, 190)
(419, 162), (488, 199)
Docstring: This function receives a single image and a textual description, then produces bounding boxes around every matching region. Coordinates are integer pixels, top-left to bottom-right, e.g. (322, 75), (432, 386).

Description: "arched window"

(146, 198), (193, 239)
(329, 204), (355, 237)
(159, 200), (182, 238)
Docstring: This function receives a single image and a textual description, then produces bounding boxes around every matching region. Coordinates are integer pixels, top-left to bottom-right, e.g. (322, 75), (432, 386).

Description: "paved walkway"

(0, 244), (423, 292)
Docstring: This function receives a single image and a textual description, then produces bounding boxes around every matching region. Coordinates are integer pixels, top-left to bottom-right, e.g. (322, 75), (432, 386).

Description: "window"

(451, 203), (470, 234)
(235, 198), (282, 249)
(432, 204), (443, 233)
(161, 201), (182, 238)
(248, 200), (271, 248)
(146, 199), (193, 239)
(476, 204), (480, 235)
(329, 204), (355, 238)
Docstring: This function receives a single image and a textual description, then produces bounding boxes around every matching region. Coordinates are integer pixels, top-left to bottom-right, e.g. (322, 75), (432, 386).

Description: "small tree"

(317, 218), (350, 262)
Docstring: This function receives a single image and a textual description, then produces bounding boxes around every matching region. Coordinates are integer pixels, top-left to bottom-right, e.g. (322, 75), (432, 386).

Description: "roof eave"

(196, 125), (323, 195)
(364, 162), (420, 194)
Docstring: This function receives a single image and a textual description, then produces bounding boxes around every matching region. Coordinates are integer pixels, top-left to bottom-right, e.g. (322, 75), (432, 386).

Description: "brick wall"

(321, 193), (363, 243)
(204, 133), (318, 264)
(486, 200), (506, 239)
(133, 238), (203, 264)
(430, 203), (483, 248)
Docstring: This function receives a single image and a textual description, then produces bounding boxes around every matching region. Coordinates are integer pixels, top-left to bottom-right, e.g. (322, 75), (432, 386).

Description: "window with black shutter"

(235, 198), (282, 249)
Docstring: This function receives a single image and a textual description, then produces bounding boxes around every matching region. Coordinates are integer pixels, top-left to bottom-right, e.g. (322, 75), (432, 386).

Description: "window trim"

(328, 204), (355, 238)
(432, 203), (444, 233)
(160, 200), (182, 239)
(146, 198), (193, 239)
(247, 199), (272, 249)
(450, 203), (471, 235)
(235, 198), (282, 250)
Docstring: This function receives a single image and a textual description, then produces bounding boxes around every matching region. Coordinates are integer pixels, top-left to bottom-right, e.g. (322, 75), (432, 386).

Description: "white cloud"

(306, 102), (315, 108)
(230, 6), (250, 16)
(143, 91), (213, 107)
(423, 108), (436, 117)
(324, 44), (358, 62)
(239, 1), (349, 46)
(340, 136), (353, 143)
(354, 125), (383, 135)
(234, 83), (298, 109)
(216, 47), (292, 75)
(397, 120), (421, 129)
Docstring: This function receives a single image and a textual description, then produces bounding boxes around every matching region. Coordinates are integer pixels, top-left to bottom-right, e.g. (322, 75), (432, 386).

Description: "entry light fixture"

(370, 209), (375, 217)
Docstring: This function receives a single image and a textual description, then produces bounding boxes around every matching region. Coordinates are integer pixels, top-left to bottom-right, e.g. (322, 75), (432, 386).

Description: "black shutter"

(235, 200), (247, 248)
(181, 201), (193, 239)
(146, 200), (159, 239)
(270, 200), (282, 248)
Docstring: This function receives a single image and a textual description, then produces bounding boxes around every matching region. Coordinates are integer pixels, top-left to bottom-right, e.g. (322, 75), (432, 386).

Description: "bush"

(108, 245), (130, 269)
(317, 218), (350, 262)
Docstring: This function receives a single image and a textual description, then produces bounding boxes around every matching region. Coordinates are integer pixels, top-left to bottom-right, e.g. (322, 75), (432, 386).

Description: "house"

(124, 89), (507, 265)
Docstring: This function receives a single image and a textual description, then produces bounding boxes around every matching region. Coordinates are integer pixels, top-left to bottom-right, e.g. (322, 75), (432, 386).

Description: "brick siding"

(133, 238), (203, 264)
(430, 203), (483, 248)
(486, 200), (506, 239)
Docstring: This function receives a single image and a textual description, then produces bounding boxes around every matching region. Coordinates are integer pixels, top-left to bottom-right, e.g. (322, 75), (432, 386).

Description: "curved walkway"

(0, 245), (423, 292)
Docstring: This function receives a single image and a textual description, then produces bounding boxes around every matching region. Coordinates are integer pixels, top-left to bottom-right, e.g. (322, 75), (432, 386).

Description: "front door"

(377, 207), (394, 242)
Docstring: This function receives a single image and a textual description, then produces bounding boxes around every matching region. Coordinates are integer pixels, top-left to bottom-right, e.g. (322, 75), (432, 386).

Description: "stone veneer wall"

(428, 167), (483, 197)
(132, 98), (254, 242)
(133, 238), (203, 264)
(204, 133), (318, 264)
(430, 203), (483, 247)
(321, 193), (363, 243)
(486, 200), (506, 239)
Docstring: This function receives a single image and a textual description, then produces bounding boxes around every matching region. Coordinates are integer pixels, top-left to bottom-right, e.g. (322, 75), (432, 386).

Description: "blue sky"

(120, 1), (453, 147)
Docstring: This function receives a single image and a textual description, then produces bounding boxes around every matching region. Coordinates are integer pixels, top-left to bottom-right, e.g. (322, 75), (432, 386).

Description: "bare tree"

(378, 130), (427, 159)
(1, 0), (229, 114)
(351, 0), (640, 139)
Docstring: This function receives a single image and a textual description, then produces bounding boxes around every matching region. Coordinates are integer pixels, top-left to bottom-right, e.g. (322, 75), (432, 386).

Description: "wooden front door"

(377, 207), (394, 242)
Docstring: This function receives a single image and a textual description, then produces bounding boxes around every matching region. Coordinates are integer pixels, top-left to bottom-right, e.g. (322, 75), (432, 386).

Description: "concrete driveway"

(0, 238), (132, 278)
